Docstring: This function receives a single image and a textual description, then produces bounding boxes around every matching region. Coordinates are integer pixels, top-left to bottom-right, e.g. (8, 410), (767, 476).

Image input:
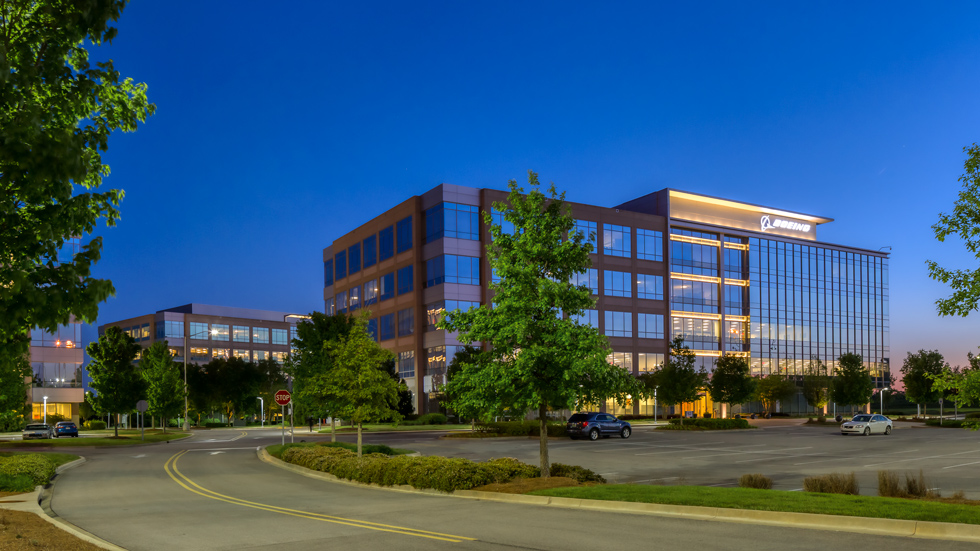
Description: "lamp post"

(43, 396), (48, 424)
(183, 318), (190, 432)
(880, 387), (889, 415)
(257, 397), (264, 427)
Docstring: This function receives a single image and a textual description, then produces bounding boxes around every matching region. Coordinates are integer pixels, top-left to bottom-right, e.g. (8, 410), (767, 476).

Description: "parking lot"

(353, 421), (980, 498)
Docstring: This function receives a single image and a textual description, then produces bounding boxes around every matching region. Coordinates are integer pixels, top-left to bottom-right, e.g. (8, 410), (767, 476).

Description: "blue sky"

(87, 1), (980, 370)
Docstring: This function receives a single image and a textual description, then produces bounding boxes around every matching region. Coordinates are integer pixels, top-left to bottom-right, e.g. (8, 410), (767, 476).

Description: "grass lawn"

(530, 485), (980, 525)
(318, 424), (473, 433)
(0, 429), (190, 448)
(0, 451), (79, 468)
(266, 441), (415, 459)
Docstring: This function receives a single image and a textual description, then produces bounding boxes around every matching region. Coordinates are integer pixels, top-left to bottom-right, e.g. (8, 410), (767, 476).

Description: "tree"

(830, 353), (875, 414)
(86, 326), (145, 437)
(187, 363), (220, 424)
(443, 345), (483, 430)
(754, 373), (795, 414)
(0, 350), (31, 428)
(802, 358), (831, 414)
(382, 357), (415, 418)
(290, 311), (355, 441)
(141, 341), (184, 432)
(708, 354), (755, 416)
(656, 337), (708, 425)
(208, 357), (263, 423)
(0, 1), (154, 375)
(323, 313), (402, 457)
(929, 354), (980, 430)
(256, 357), (287, 427)
(927, 143), (980, 316)
(440, 172), (636, 476)
(901, 350), (948, 416)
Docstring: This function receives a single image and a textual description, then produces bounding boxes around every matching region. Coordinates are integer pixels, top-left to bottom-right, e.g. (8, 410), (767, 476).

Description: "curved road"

(48, 429), (977, 550)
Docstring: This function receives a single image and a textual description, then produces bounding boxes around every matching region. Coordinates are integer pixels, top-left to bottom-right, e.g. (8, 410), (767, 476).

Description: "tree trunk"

(331, 417), (336, 443)
(114, 413), (119, 437)
(357, 422), (363, 458)
(163, 417), (167, 434)
(678, 405), (683, 425)
(471, 418), (475, 432)
(538, 403), (550, 478)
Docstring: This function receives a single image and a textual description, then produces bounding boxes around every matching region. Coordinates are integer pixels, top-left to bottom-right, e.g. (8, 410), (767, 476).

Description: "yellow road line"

(163, 451), (473, 543)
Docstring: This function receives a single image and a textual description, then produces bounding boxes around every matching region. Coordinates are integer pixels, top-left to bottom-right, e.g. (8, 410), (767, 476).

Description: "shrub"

(550, 463), (605, 483)
(317, 441), (396, 456)
(475, 421), (567, 437)
(205, 422), (229, 428)
(965, 412), (980, 419)
(666, 418), (750, 430)
(83, 420), (106, 430)
(0, 454), (57, 486)
(803, 472), (858, 495)
(738, 473), (772, 489)
(904, 469), (938, 498)
(0, 413), (26, 432)
(656, 424), (705, 431)
(924, 419), (970, 428)
(877, 470), (905, 498)
(0, 473), (36, 492)
(417, 413), (448, 425)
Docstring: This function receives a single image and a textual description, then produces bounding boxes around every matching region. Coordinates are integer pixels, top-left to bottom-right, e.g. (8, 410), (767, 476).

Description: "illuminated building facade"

(323, 185), (889, 416)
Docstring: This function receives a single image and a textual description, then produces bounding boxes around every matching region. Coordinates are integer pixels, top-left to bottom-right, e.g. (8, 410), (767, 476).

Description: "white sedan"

(841, 414), (892, 436)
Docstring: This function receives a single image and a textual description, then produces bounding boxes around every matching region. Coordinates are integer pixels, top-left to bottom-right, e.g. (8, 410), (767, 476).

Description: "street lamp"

(257, 397), (264, 427)
(43, 396), (48, 424)
(880, 387), (889, 414)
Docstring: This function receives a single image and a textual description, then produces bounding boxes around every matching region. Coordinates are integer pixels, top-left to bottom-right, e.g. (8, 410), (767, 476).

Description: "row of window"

(31, 362), (83, 388)
(329, 266), (414, 314)
(183, 347), (289, 364)
(363, 308), (415, 342)
(572, 310), (665, 339)
(184, 322), (296, 345)
(425, 255), (481, 287)
(570, 269), (664, 300)
(426, 202), (480, 242)
(572, 221), (664, 261)
(30, 324), (83, 348)
(325, 216), (414, 286)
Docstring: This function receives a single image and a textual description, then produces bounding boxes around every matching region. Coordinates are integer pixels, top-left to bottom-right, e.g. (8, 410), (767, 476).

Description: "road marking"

(188, 447), (260, 452)
(209, 452), (225, 455)
(163, 451), (474, 543)
(942, 460), (980, 470)
(863, 449), (980, 468)
(632, 477), (678, 483)
(200, 431), (248, 443)
(132, 454), (146, 459)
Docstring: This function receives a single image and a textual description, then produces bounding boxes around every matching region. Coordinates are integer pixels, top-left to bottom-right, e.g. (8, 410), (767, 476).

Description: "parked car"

(841, 414), (892, 436)
(566, 412), (631, 441)
(54, 421), (79, 438)
(23, 424), (54, 440)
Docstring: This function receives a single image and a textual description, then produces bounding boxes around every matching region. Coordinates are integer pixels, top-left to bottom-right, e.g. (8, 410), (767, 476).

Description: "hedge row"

(82, 420), (106, 430)
(667, 418), (751, 430)
(0, 454), (57, 486)
(475, 421), (568, 437)
(401, 413), (448, 426)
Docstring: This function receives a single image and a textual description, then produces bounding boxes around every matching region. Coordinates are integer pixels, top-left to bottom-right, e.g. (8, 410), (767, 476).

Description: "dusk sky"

(86, 2), (980, 372)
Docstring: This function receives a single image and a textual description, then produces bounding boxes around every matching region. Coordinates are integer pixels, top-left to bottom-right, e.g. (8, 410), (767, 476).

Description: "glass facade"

(233, 325), (250, 342)
(398, 350), (415, 378)
(426, 300), (480, 331)
(637, 274), (664, 300)
(603, 270), (631, 297)
(425, 202), (479, 242)
(425, 255), (480, 287)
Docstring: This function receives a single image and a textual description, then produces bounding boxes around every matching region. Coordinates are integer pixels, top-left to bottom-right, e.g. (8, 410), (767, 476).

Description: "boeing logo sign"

(760, 215), (811, 233)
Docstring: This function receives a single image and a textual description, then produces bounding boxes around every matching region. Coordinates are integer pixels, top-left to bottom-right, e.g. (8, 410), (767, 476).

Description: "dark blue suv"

(566, 412), (631, 441)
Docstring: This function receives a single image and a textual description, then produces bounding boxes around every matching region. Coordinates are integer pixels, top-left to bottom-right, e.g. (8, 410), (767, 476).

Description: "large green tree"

(754, 373), (796, 414)
(830, 353), (875, 414)
(443, 345), (483, 430)
(256, 357), (287, 426)
(927, 143), (980, 316)
(708, 354), (755, 416)
(86, 326), (144, 436)
(928, 354), (980, 430)
(323, 314), (403, 457)
(289, 311), (355, 441)
(207, 357), (264, 422)
(0, 1), (154, 371)
(141, 341), (183, 432)
(441, 172), (636, 476)
(900, 349), (948, 416)
(802, 358), (831, 413)
(0, 351), (31, 429)
(655, 336), (708, 425)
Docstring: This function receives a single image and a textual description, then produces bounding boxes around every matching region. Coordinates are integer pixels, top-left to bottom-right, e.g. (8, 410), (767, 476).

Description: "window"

(671, 278), (719, 313)
(212, 348), (230, 359)
(604, 311), (632, 338)
(398, 351), (415, 378)
(572, 219), (597, 248)
(364, 279), (379, 306)
(670, 238), (719, 276)
(233, 349), (249, 360)
(571, 269), (598, 294)
(426, 300), (480, 330)
(572, 309), (599, 328)
(190, 347), (209, 362)
(396, 216), (413, 253)
(271, 329), (288, 345)
(426, 202), (479, 242)
(335, 250), (347, 280)
(336, 290), (348, 313)
(156, 323), (165, 339)
(211, 324), (229, 341)
(637, 274), (664, 300)
(491, 208), (516, 236)
(638, 313), (664, 339)
(367, 318), (378, 341)
(363, 235), (377, 268)
(164, 320), (184, 339)
(348, 243), (361, 274)
(398, 308), (414, 336)
(426, 255), (480, 287)
(380, 313), (396, 341)
(140, 323), (150, 340)
(233, 326), (250, 342)
(324, 259), (334, 287)
(253, 327), (269, 344)
(638, 353), (664, 372)
(603, 270), (632, 297)
(603, 224), (631, 257)
(325, 297), (335, 315)
(379, 226), (395, 261)
(271, 351), (287, 364)
(254, 350), (269, 362)
(637, 229), (663, 261)
(397, 266), (413, 295)
(671, 316), (720, 350)
(290, 326), (298, 345)
(379, 272), (394, 301)
(607, 352), (632, 371)
(349, 285), (361, 311)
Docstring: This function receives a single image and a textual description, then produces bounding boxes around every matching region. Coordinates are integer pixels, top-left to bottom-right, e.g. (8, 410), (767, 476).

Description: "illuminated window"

(271, 351), (287, 364)
(212, 348), (230, 359)
(253, 327), (269, 344)
(233, 326), (250, 342)
(364, 279), (379, 306)
(336, 290), (348, 313)
(425, 300), (479, 330)
(190, 347), (209, 362)
(254, 350), (269, 362)
(606, 352), (632, 371)
(324, 297), (335, 315)
(349, 285), (361, 311)
(638, 353), (664, 372)
(211, 324), (229, 341)
(233, 349), (249, 360)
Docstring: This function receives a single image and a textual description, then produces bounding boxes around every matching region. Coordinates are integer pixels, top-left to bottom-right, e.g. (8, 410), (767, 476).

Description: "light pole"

(257, 397), (264, 427)
(183, 318), (190, 432)
(43, 396), (48, 424)
(880, 387), (888, 415)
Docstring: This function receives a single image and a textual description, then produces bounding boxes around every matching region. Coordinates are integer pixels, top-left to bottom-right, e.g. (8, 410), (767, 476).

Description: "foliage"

(0, 473), (35, 492)
(655, 337), (708, 425)
(82, 420), (106, 430)
(878, 470), (939, 499)
(0, 412), (26, 432)
(666, 418), (751, 430)
(830, 353), (875, 409)
(440, 172), (636, 476)
(901, 350), (948, 407)
(256, 357), (288, 423)
(0, 352), (30, 420)
(323, 313), (403, 456)
(801, 358), (831, 410)
(289, 311), (355, 420)
(927, 143), (980, 316)
(754, 373), (796, 413)
(407, 413), (448, 425)
(318, 441), (397, 456)
(382, 356), (415, 418)
(708, 355), (755, 412)
(86, 327), (144, 437)
(475, 421), (568, 437)
(928, 357), (980, 431)
(0, 0), (154, 376)
(79, 393), (97, 421)
(443, 345), (483, 422)
(141, 341), (184, 432)
(204, 357), (264, 421)
(738, 474), (772, 490)
(548, 463), (605, 483)
(802, 472), (859, 495)
(0, 454), (56, 485)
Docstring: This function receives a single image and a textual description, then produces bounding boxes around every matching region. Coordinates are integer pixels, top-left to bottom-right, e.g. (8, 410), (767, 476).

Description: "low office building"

(322, 185), (889, 416)
(100, 304), (303, 366)
(29, 319), (85, 423)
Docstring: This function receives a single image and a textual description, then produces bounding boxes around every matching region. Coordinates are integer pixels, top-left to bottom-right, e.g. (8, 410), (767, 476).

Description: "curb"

(257, 448), (980, 543)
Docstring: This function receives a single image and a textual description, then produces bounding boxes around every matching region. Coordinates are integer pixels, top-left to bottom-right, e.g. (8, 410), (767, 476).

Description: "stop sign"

(274, 389), (291, 406)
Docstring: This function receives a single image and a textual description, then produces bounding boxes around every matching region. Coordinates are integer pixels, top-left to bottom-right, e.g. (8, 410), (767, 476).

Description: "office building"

(322, 185), (889, 416)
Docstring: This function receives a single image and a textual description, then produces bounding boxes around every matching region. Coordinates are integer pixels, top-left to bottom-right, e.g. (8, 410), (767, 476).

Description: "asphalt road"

(44, 425), (980, 550)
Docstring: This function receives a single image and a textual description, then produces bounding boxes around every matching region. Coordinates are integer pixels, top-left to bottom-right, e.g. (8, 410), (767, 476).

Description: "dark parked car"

(23, 424), (54, 440)
(566, 412), (631, 441)
(55, 421), (79, 438)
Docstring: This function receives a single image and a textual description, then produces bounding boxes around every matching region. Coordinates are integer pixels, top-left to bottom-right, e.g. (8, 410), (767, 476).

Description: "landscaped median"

(0, 452), (79, 492)
(657, 418), (753, 430)
(0, 429), (190, 448)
